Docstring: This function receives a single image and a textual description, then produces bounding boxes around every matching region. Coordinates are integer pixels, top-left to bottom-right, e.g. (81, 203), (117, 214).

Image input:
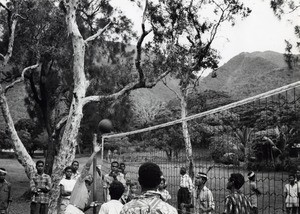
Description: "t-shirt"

(284, 183), (299, 207)
(98, 200), (124, 214)
(59, 178), (76, 199)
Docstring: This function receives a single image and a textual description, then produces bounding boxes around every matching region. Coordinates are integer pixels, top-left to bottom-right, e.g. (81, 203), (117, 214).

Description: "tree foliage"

(270, 0), (300, 69)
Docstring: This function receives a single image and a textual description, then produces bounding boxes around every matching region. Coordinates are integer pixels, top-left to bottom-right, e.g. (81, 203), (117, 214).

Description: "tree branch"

(28, 72), (42, 105)
(52, 115), (68, 139)
(135, 0), (152, 85)
(162, 78), (181, 100)
(83, 67), (171, 106)
(85, 21), (112, 43)
(4, 63), (39, 94)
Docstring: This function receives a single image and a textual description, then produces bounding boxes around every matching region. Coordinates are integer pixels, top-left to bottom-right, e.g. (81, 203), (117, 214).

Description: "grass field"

(0, 153), (290, 214)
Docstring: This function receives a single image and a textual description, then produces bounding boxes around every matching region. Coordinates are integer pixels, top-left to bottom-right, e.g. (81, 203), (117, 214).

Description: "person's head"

(129, 181), (138, 194)
(64, 166), (73, 179)
(0, 168), (7, 182)
(71, 161), (79, 172)
(195, 172), (208, 186)
(111, 161), (119, 173)
(180, 167), (186, 175)
(289, 174), (295, 185)
(84, 174), (94, 186)
(138, 162), (162, 191)
(247, 171), (256, 181)
(158, 176), (167, 190)
(109, 181), (125, 200)
(227, 173), (245, 190)
(36, 160), (44, 174)
(119, 163), (126, 173)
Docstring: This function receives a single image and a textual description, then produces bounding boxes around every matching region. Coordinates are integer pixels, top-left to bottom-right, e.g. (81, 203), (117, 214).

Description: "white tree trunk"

(0, 85), (36, 179)
(48, 1), (89, 213)
(180, 90), (194, 178)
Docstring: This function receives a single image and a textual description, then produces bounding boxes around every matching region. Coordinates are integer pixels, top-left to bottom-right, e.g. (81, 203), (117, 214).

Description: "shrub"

(209, 134), (240, 163)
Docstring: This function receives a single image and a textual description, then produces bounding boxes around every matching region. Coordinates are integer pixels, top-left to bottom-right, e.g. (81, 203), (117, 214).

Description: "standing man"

(178, 167), (193, 214)
(192, 172), (215, 214)
(103, 161), (126, 202)
(120, 162), (177, 214)
(0, 168), (11, 214)
(223, 173), (252, 214)
(65, 136), (101, 214)
(30, 160), (52, 214)
(59, 166), (76, 214)
(71, 161), (81, 180)
(247, 171), (261, 214)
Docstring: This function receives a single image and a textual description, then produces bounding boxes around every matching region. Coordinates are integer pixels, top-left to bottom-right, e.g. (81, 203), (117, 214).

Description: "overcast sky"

(111, 0), (299, 65)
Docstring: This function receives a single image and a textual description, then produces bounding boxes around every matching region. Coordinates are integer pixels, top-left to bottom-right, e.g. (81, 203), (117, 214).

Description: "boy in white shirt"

(59, 166), (77, 214)
(99, 181), (125, 214)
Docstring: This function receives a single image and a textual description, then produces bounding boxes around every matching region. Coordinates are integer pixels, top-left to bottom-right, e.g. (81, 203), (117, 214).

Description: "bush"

(209, 134), (241, 163)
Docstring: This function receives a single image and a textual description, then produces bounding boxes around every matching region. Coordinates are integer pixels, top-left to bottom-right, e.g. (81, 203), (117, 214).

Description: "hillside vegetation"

(1, 51), (299, 130)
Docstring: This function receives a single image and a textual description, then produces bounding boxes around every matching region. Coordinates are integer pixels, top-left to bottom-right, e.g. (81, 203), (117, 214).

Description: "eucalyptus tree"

(0, 0), (174, 212)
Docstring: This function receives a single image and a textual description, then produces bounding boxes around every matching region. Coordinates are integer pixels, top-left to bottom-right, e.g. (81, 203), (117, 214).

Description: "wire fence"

(100, 81), (300, 214)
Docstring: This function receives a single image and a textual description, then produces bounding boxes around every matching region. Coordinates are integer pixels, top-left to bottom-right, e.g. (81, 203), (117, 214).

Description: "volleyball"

(98, 119), (113, 133)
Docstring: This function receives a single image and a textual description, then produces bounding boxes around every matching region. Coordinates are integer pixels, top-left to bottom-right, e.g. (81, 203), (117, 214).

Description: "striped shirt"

(180, 174), (193, 193)
(30, 173), (51, 204)
(223, 191), (251, 214)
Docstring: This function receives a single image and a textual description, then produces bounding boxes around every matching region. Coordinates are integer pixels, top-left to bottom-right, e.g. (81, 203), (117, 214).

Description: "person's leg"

(286, 207), (291, 214)
(177, 188), (182, 214)
(40, 203), (49, 214)
(30, 202), (37, 214)
(253, 207), (258, 214)
(291, 207), (297, 214)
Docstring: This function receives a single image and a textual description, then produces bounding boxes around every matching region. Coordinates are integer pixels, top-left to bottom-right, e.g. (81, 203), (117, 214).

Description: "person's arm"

(201, 190), (215, 212)
(83, 201), (101, 212)
(79, 134), (101, 180)
(60, 184), (71, 197)
(284, 184), (288, 200)
(30, 176), (37, 193)
(223, 196), (232, 214)
(41, 175), (51, 193)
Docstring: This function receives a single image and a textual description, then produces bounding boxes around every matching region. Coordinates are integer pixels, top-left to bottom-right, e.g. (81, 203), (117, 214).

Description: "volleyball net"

(100, 81), (300, 214)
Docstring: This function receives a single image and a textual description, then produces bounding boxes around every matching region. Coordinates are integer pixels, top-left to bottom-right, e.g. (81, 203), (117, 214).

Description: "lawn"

(1, 152), (290, 214)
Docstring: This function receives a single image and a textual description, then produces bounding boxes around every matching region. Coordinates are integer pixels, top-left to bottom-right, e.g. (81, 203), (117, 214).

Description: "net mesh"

(100, 81), (300, 214)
